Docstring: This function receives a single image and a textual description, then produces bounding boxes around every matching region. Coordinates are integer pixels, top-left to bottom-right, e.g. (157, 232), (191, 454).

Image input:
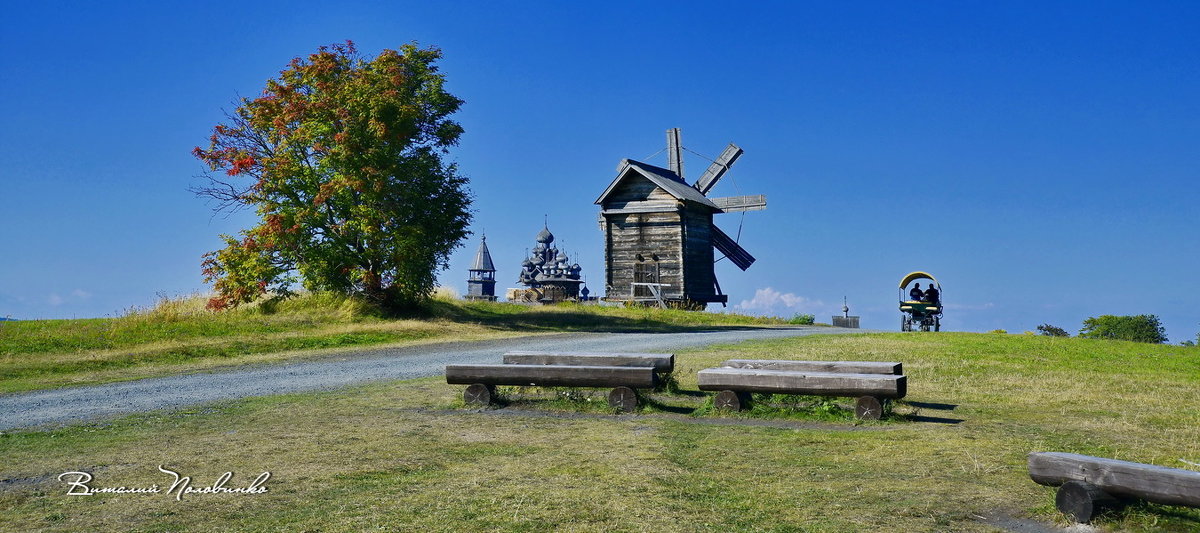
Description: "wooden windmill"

(595, 128), (766, 308)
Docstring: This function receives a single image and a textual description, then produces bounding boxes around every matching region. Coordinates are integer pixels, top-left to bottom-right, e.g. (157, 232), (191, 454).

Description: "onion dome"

(535, 226), (554, 244)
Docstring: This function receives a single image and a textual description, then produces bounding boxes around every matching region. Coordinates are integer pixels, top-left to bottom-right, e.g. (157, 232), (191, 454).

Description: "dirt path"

(0, 326), (867, 431)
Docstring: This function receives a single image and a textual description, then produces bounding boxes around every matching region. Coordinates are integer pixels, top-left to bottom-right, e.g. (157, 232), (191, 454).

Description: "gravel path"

(0, 326), (865, 431)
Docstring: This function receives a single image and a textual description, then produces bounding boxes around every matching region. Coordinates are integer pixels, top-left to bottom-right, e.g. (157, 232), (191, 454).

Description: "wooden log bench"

(720, 359), (902, 375)
(698, 365), (907, 420)
(446, 363), (657, 413)
(503, 351), (674, 373)
(1028, 452), (1200, 523)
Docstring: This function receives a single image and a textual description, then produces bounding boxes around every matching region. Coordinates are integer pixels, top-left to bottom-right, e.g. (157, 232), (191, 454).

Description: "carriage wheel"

(714, 390), (749, 411)
(934, 317), (941, 332)
(901, 316), (910, 332)
(463, 383), (495, 406)
(608, 386), (639, 413)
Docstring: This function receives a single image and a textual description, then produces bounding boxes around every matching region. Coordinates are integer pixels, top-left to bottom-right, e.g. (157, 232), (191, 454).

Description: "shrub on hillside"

(1078, 314), (1167, 344)
(788, 313), (816, 325)
(1036, 324), (1070, 337)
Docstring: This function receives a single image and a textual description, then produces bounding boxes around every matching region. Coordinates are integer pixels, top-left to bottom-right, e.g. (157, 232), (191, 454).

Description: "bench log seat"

(720, 359), (901, 375)
(697, 368), (907, 419)
(1028, 452), (1200, 523)
(446, 364), (657, 412)
(503, 351), (674, 373)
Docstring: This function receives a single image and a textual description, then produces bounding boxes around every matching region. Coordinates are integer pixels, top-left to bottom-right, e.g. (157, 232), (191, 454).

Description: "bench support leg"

(1056, 480), (1125, 523)
(464, 383), (496, 406)
(714, 390), (751, 411)
(608, 386), (639, 413)
(855, 396), (884, 420)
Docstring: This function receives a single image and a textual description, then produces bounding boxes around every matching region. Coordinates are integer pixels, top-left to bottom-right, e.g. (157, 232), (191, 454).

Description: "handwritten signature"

(58, 466), (270, 501)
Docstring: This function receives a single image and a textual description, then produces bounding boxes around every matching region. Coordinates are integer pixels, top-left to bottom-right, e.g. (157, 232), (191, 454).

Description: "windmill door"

(633, 260), (659, 298)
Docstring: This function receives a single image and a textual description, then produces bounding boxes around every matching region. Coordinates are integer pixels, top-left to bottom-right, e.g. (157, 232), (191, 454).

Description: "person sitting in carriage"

(909, 283), (924, 302)
(924, 285), (940, 306)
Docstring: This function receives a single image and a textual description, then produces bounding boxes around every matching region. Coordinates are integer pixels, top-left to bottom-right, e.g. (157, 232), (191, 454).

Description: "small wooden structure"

(1028, 452), (1200, 523)
(464, 236), (497, 301)
(697, 359), (907, 419)
(595, 128), (766, 308)
(446, 350), (674, 413)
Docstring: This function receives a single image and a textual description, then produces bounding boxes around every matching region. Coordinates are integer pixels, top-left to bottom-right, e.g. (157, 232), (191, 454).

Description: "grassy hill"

(1, 330), (1197, 531)
(0, 292), (788, 394)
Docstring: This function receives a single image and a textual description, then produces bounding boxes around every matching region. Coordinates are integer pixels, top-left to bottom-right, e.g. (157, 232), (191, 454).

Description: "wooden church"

(595, 128), (765, 308)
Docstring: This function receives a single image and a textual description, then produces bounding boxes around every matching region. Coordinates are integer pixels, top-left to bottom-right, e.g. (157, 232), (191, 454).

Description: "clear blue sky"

(1, 2), (1196, 340)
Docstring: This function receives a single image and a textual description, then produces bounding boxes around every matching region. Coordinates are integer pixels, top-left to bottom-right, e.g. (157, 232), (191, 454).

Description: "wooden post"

(714, 390), (750, 411)
(666, 128), (684, 179)
(854, 396), (884, 420)
(463, 383), (495, 406)
(608, 386), (638, 413)
(1055, 481), (1125, 523)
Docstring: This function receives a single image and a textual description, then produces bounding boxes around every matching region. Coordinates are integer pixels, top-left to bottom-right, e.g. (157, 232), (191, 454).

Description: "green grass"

(1, 332), (1197, 531)
(0, 292), (788, 394)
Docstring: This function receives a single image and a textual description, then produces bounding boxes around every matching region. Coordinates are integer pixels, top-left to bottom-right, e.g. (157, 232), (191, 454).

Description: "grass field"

(1, 331), (1197, 531)
(0, 292), (786, 394)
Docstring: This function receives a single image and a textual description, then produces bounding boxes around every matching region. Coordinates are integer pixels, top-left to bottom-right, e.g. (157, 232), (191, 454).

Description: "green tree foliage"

(193, 41), (471, 311)
(1036, 323), (1069, 337)
(1078, 314), (1168, 344)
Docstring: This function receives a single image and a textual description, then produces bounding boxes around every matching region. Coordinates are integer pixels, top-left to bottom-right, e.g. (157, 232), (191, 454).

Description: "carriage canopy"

(899, 271), (940, 290)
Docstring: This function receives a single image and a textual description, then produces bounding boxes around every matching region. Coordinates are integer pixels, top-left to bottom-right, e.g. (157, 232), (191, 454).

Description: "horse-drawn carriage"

(899, 271), (942, 332)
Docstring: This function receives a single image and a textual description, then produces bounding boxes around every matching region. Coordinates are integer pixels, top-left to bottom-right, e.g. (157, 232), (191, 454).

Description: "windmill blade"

(693, 143), (743, 195)
(712, 225), (756, 271)
(711, 194), (767, 213)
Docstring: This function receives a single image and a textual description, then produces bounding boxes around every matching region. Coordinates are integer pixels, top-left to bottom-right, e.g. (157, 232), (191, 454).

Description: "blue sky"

(1, 2), (1196, 340)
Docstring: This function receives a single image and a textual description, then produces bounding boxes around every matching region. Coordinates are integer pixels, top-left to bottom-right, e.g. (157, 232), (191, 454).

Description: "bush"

(1078, 314), (1167, 344)
(988, 329), (1007, 334)
(788, 313), (815, 325)
(1036, 324), (1070, 337)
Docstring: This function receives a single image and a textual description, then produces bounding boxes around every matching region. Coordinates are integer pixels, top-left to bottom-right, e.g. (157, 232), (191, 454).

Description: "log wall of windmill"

(680, 208), (718, 301)
(603, 211), (684, 301)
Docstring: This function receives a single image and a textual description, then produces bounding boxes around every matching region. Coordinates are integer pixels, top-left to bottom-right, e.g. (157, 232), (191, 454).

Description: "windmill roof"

(595, 159), (718, 209)
(470, 237), (495, 271)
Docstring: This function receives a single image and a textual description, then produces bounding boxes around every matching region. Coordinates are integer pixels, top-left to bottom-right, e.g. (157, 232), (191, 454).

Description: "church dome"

(536, 226), (554, 244)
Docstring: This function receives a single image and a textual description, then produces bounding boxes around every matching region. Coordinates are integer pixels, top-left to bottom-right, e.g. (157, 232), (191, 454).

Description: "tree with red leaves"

(193, 41), (471, 311)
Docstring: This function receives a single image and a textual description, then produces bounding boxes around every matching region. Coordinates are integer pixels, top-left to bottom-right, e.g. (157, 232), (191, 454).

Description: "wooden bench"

(720, 359), (902, 375)
(503, 351), (674, 373)
(446, 351), (671, 412)
(1028, 452), (1200, 523)
(698, 360), (907, 419)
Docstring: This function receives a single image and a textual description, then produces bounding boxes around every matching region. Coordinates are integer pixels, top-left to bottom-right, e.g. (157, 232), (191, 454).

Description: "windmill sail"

(693, 143), (743, 195)
(712, 225), (756, 271)
(711, 195), (767, 213)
